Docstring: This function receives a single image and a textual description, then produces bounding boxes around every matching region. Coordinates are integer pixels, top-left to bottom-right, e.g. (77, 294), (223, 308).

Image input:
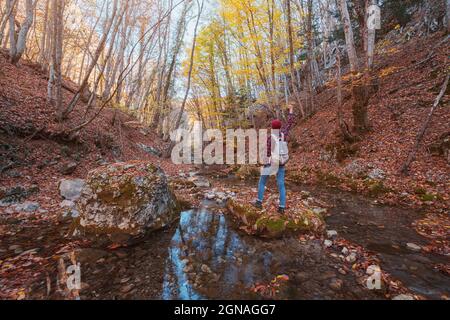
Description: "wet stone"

(326, 230), (338, 238)
(345, 253), (357, 263)
(406, 243), (422, 252)
(324, 240), (333, 248)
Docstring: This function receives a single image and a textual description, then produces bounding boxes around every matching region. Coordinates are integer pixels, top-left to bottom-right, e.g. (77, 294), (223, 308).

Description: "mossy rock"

(73, 161), (181, 245)
(255, 210), (325, 238)
(226, 199), (325, 238)
(226, 198), (261, 226)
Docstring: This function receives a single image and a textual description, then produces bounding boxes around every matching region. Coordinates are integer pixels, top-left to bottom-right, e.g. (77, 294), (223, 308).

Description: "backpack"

(271, 133), (290, 166)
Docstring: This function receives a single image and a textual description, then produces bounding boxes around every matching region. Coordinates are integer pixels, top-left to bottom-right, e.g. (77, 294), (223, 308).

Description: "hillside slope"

(0, 50), (189, 197)
(288, 30), (449, 211)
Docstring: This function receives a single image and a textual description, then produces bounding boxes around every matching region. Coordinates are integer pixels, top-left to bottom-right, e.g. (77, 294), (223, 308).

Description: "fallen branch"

(400, 74), (449, 175)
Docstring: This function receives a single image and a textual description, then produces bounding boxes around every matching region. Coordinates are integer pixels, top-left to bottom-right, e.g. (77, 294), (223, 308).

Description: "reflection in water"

(162, 209), (266, 300)
(160, 197), (450, 300)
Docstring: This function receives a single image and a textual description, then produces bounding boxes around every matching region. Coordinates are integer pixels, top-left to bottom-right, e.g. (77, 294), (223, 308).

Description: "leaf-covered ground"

(0, 28), (448, 299)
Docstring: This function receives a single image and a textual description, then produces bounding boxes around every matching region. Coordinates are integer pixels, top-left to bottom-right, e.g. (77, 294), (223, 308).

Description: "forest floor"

(0, 30), (448, 300)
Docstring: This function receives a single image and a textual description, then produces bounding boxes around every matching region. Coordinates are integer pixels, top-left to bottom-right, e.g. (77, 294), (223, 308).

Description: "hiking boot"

(252, 200), (263, 209)
(278, 207), (285, 214)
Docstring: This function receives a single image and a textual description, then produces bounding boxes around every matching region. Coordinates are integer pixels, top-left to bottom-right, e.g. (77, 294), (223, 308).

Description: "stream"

(306, 185), (449, 299)
(158, 179), (449, 300)
(160, 208), (380, 300)
(11, 179), (448, 300)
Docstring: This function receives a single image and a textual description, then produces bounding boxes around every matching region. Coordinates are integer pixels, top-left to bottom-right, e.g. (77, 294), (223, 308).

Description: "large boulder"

(73, 161), (180, 244)
(226, 199), (325, 238)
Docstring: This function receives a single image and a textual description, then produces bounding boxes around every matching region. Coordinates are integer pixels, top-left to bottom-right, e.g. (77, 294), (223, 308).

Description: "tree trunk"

(446, 0), (450, 33)
(338, 0), (359, 73)
(286, 0), (305, 117)
(306, 0), (315, 115)
(53, 0), (64, 121)
(38, 0), (50, 69)
(339, 0), (369, 134)
(7, 0), (17, 59)
(0, 0), (16, 47)
(10, 0), (35, 65)
(336, 49), (354, 142)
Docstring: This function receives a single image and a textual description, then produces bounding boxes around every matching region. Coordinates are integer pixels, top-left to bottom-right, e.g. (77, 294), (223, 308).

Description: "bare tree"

(338, 0), (359, 72)
(336, 47), (354, 142)
(446, 0), (450, 33)
(285, 0), (304, 117)
(48, 0), (65, 121)
(38, 0), (50, 69)
(0, 0), (17, 47)
(338, 0), (370, 134)
(9, 0), (37, 64)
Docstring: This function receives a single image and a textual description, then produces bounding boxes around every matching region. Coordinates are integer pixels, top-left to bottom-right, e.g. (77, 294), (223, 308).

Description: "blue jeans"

(257, 166), (286, 208)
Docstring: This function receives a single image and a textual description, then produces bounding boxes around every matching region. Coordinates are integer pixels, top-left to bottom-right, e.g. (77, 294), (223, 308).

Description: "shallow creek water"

(9, 179), (447, 300)
(73, 181), (448, 300)
(306, 185), (449, 299)
(160, 207), (380, 300)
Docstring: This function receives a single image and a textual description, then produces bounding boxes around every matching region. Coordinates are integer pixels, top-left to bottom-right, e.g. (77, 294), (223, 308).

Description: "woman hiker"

(253, 104), (295, 214)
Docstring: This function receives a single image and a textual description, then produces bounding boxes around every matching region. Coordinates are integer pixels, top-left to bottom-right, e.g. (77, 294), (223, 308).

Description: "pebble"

(326, 230), (338, 238)
(338, 268), (347, 275)
(341, 247), (349, 255)
(21, 248), (39, 255)
(324, 240), (333, 248)
(406, 243), (422, 252)
(345, 253), (357, 263)
(120, 278), (130, 284)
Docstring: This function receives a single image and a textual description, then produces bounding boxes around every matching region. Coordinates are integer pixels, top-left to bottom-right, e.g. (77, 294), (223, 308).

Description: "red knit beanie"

(271, 119), (282, 130)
